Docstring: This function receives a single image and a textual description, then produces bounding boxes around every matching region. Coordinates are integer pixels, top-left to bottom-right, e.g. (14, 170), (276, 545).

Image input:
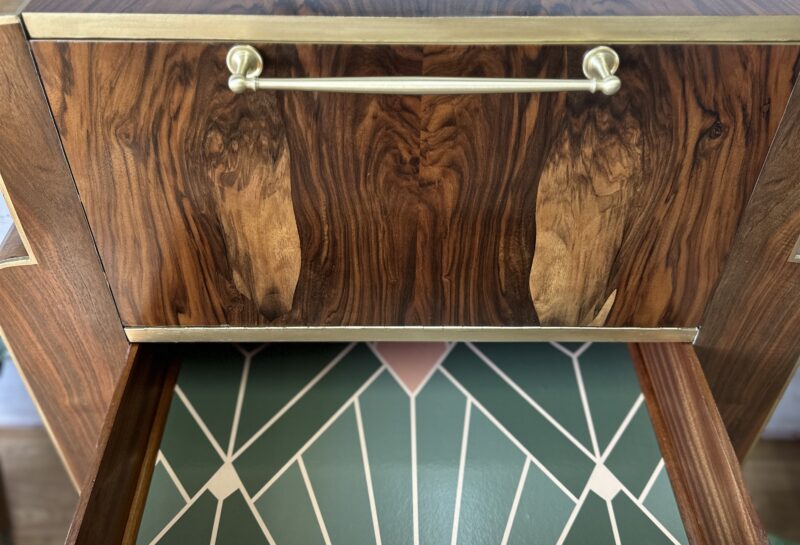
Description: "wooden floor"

(0, 427), (75, 545)
(744, 440), (800, 543)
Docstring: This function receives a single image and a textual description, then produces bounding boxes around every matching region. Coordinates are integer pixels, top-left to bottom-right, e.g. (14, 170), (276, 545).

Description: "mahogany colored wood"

(22, 0), (800, 16)
(33, 42), (798, 328)
(695, 78), (800, 460)
(0, 21), (131, 486)
(631, 343), (768, 545)
(66, 346), (177, 545)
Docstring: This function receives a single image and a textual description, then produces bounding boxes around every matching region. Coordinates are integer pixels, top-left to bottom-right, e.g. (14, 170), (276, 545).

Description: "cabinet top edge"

(21, 0), (800, 18)
(21, 13), (800, 44)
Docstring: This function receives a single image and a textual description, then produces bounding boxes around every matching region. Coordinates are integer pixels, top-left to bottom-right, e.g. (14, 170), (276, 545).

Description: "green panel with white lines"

(136, 342), (689, 545)
(416, 371), (467, 545)
(359, 372), (413, 545)
(255, 463), (326, 545)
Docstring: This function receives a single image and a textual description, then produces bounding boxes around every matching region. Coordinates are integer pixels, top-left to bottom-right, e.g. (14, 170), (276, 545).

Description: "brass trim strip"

(21, 14), (800, 44)
(125, 326), (699, 343)
(0, 171), (37, 270)
(0, 14), (18, 24)
(790, 233), (800, 263)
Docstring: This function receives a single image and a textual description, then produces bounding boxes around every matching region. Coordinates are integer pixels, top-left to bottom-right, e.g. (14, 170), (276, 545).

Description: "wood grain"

(631, 343), (768, 545)
(33, 42), (799, 328)
(695, 77), (800, 460)
(66, 346), (177, 545)
(0, 22), (131, 486)
(22, 0), (800, 16)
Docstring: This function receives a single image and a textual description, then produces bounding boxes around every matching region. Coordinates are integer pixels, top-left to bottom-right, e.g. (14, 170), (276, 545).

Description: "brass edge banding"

(0, 14), (19, 24)
(21, 14), (800, 43)
(125, 326), (699, 343)
(790, 233), (800, 263)
(0, 172), (37, 269)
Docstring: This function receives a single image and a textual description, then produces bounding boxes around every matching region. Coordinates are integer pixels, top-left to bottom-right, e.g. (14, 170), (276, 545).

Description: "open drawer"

(66, 342), (766, 545)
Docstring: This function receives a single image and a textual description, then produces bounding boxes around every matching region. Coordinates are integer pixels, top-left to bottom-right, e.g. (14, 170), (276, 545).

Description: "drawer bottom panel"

(66, 342), (766, 545)
(137, 342), (685, 545)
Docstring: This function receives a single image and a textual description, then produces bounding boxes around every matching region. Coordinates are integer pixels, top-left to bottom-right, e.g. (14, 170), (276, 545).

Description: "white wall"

(0, 190), (13, 241)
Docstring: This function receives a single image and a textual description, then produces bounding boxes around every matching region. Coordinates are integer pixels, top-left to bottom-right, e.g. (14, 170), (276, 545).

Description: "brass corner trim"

(0, 172), (37, 270)
(790, 233), (800, 263)
(20, 13), (800, 44)
(124, 326), (699, 343)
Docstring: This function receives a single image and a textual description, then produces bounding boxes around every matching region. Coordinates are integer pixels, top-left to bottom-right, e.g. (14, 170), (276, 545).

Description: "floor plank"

(744, 440), (800, 543)
(0, 427), (76, 545)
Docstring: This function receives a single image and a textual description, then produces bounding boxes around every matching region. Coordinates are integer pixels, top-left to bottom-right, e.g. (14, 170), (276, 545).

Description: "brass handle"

(227, 45), (621, 96)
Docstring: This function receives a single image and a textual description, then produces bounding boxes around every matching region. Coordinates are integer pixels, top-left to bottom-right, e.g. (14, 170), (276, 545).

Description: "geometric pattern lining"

(136, 342), (690, 545)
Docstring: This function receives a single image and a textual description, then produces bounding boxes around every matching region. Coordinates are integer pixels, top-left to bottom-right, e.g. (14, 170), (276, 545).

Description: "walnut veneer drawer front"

(32, 42), (799, 329)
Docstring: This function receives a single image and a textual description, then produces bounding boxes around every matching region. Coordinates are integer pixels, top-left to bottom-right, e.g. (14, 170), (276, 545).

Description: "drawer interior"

(68, 341), (764, 545)
(149, 342), (687, 545)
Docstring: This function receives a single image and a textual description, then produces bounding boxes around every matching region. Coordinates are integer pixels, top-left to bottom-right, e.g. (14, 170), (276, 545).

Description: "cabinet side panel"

(696, 77), (800, 459)
(0, 21), (130, 486)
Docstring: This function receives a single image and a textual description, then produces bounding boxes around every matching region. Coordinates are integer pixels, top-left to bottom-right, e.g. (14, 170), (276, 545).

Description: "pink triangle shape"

(375, 342), (448, 394)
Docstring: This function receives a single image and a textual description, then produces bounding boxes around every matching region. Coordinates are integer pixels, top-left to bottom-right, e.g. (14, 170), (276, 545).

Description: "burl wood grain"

(0, 22), (130, 486)
(37, 43), (301, 324)
(33, 42), (799, 327)
(534, 47), (800, 327)
(632, 343), (768, 545)
(190, 54), (300, 319)
(696, 78), (800, 459)
(22, 0), (800, 16)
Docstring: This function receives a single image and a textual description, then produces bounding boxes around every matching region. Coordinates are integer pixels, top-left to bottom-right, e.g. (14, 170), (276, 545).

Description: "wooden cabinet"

(0, 0), (798, 543)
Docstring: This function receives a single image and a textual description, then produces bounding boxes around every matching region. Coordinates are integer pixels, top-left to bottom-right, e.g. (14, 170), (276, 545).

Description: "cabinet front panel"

(32, 42), (799, 327)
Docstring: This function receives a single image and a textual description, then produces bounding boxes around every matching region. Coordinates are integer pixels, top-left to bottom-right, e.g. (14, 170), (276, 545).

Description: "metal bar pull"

(227, 45), (621, 96)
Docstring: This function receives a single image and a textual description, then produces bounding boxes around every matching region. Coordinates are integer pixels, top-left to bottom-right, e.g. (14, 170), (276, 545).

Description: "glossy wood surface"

(0, 21), (131, 486)
(631, 343), (768, 545)
(33, 42), (799, 328)
(66, 346), (177, 545)
(23, 0), (800, 16)
(695, 78), (800, 460)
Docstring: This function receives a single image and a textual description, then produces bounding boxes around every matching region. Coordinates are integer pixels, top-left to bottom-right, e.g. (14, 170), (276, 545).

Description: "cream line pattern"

(137, 342), (691, 545)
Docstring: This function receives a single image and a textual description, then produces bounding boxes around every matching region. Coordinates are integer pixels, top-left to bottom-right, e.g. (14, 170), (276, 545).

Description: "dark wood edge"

(66, 345), (179, 545)
(121, 356), (179, 545)
(629, 343), (767, 545)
